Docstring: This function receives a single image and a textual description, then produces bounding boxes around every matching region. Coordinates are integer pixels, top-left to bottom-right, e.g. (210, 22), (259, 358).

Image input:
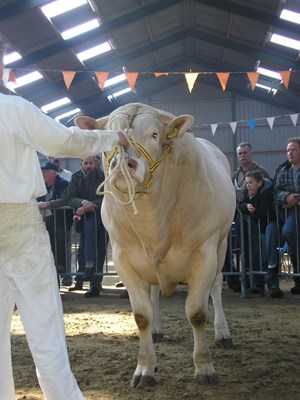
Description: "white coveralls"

(0, 93), (119, 400)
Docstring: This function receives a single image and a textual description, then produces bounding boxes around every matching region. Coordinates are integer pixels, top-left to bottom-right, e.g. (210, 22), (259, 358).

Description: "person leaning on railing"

(274, 137), (300, 295)
(238, 170), (283, 298)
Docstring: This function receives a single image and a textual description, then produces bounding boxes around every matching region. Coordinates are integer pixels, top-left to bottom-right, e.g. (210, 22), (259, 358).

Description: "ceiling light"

(55, 108), (81, 121)
(41, 0), (87, 19)
(3, 51), (22, 65)
(255, 83), (277, 95)
(110, 87), (131, 98)
(61, 18), (100, 40)
(76, 42), (111, 62)
(104, 74), (127, 88)
(15, 71), (43, 87)
(257, 67), (281, 80)
(280, 9), (300, 24)
(270, 33), (300, 51)
(41, 97), (71, 113)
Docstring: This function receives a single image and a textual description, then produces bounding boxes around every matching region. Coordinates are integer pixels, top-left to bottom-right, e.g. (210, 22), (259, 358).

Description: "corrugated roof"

(1, 0), (299, 124)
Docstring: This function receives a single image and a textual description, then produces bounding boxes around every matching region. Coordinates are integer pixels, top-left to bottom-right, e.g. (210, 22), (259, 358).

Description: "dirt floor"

(11, 277), (300, 400)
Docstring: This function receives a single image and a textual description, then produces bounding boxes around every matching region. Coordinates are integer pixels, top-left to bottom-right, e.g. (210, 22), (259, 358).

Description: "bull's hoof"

(195, 373), (218, 385)
(130, 374), (156, 389)
(215, 337), (233, 348)
(152, 332), (164, 342)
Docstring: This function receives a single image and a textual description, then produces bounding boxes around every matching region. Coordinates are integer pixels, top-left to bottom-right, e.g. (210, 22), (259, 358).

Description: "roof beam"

(0, 0), (48, 22)
(5, 0), (182, 68)
(194, 0), (300, 36)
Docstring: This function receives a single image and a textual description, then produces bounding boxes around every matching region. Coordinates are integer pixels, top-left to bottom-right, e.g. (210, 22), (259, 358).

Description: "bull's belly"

(115, 248), (194, 297)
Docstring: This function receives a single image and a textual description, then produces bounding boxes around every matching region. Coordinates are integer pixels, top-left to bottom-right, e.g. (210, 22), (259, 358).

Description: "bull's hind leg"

(127, 283), (158, 389)
(210, 237), (233, 347)
(210, 272), (233, 347)
(186, 255), (219, 385)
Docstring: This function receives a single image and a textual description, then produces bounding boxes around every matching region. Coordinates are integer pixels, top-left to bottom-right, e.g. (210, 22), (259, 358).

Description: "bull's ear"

(75, 116), (98, 130)
(167, 115), (194, 138)
(75, 116), (109, 130)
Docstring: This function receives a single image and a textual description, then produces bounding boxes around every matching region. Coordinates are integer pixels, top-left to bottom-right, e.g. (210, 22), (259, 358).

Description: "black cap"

(41, 162), (58, 172)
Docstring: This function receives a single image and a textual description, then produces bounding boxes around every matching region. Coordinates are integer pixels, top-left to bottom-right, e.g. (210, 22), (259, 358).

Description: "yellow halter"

(104, 128), (178, 193)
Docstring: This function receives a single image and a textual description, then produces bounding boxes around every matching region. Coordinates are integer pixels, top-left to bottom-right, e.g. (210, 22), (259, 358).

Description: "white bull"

(76, 103), (235, 388)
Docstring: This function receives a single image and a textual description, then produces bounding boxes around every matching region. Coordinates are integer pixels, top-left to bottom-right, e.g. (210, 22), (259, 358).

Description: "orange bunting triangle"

(216, 72), (230, 91)
(125, 72), (138, 91)
(247, 72), (259, 91)
(184, 72), (199, 93)
(279, 70), (291, 89)
(154, 72), (169, 77)
(95, 72), (109, 91)
(62, 70), (76, 89)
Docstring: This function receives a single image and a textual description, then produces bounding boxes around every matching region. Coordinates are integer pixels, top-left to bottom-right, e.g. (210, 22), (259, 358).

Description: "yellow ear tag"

(167, 128), (179, 139)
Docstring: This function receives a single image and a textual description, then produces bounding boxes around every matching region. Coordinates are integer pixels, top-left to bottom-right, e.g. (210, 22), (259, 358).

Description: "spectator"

(232, 142), (271, 202)
(37, 162), (73, 285)
(47, 157), (74, 285)
(67, 156), (107, 298)
(274, 137), (300, 295)
(0, 36), (128, 400)
(47, 156), (73, 181)
(239, 171), (283, 297)
(223, 143), (271, 291)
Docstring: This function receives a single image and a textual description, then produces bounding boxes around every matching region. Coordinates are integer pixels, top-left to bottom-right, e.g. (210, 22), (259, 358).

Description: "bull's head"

(75, 103), (194, 194)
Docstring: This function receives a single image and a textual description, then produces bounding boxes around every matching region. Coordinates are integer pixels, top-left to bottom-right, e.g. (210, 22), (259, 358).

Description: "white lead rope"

(96, 143), (140, 215)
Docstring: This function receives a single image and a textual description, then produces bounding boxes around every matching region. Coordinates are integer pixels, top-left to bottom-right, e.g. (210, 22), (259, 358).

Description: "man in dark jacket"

(274, 137), (300, 294)
(37, 162), (73, 280)
(67, 156), (107, 298)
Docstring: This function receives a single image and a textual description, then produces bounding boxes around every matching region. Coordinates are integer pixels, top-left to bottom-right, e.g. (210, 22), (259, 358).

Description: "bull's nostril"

(128, 159), (137, 168)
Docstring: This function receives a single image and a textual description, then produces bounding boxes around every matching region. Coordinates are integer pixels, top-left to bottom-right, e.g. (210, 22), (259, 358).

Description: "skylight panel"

(76, 42), (111, 62)
(14, 71), (43, 88)
(61, 18), (100, 40)
(55, 108), (81, 121)
(270, 33), (300, 51)
(3, 51), (22, 65)
(110, 87), (131, 98)
(255, 83), (277, 95)
(104, 74), (127, 88)
(41, 97), (71, 113)
(257, 67), (281, 80)
(41, 0), (87, 19)
(280, 9), (300, 24)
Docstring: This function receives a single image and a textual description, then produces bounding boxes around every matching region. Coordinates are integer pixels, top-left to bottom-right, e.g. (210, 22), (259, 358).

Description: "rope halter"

(97, 122), (179, 215)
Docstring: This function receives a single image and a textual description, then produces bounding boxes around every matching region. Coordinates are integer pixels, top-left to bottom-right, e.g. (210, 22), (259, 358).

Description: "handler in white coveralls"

(0, 41), (127, 400)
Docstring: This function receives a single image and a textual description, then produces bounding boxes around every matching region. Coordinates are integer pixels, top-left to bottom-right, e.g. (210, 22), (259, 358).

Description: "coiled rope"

(96, 128), (140, 215)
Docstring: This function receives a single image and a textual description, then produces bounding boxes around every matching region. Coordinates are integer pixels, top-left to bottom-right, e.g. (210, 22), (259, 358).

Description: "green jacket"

(66, 168), (105, 211)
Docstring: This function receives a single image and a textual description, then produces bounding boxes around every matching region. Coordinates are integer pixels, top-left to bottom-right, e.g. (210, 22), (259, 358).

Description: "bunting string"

(3, 66), (298, 135)
(193, 112), (299, 136)
(2, 67), (299, 94)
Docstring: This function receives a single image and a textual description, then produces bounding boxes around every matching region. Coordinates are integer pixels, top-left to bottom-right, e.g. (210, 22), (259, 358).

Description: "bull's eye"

(152, 132), (158, 139)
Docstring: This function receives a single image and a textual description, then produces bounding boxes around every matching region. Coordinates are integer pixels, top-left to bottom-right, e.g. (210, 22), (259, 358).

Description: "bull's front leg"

(129, 285), (158, 389)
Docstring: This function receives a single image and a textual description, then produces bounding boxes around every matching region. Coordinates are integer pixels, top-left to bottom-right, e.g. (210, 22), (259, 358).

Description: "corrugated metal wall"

(142, 81), (297, 179)
(60, 82), (297, 178)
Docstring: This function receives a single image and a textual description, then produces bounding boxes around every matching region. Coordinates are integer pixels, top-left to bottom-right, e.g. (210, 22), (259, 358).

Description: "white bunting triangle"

(266, 117), (275, 130)
(229, 121), (237, 134)
(290, 113), (299, 127)
(211, 124), (218, 136)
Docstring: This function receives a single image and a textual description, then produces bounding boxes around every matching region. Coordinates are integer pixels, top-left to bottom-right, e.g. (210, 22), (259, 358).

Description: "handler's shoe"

(84, 287), (100, 298)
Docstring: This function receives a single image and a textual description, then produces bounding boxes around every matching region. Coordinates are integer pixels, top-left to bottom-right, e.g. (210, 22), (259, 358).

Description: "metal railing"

(41, 204), (300, 291)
